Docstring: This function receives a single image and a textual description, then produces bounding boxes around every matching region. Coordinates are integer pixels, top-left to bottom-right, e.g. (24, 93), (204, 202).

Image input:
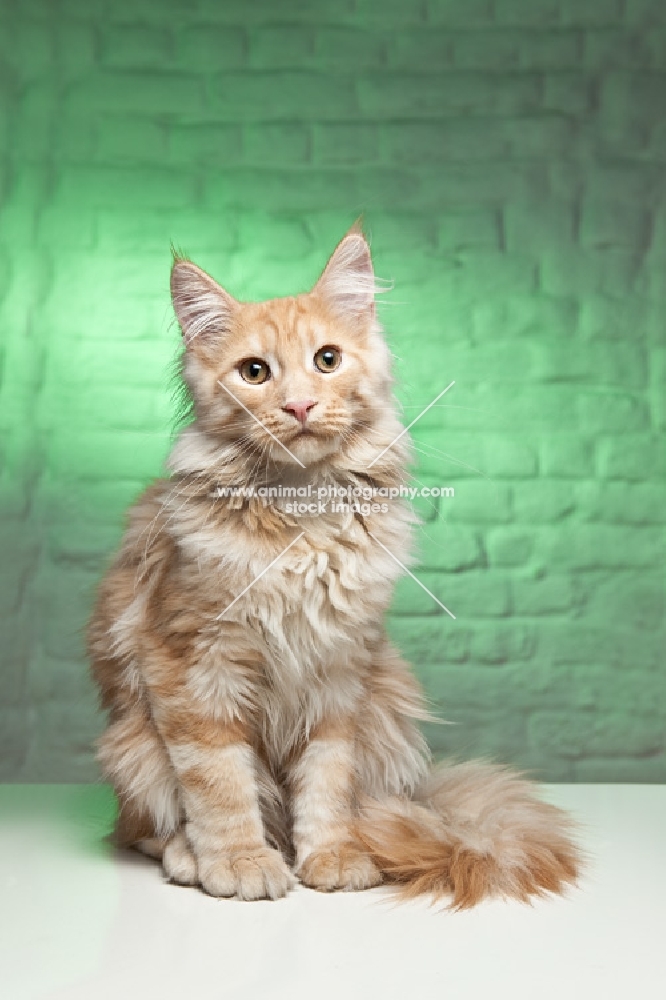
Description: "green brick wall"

(1, 0), (664, 782)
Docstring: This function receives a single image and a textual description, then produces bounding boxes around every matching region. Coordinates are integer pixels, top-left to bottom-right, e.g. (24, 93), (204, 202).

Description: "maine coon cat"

(88, 226), (580, 907)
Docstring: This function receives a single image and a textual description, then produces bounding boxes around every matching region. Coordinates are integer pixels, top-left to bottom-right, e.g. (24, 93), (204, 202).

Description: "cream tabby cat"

(88, 226), (580, 907)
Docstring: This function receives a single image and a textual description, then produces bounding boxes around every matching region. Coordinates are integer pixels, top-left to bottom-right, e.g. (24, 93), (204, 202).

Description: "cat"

(87, 224), (581, 907)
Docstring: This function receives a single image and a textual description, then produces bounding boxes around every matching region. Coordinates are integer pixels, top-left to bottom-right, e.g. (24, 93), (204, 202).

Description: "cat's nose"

(283, 399), (317, 425)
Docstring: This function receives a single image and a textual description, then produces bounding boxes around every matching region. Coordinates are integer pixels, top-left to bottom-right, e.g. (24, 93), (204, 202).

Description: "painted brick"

(386, 618), (458, 665)
(393, 571), (510, 617)
(168, 123), (243, 166)
(101, 26), (174, 68)
(584, 28), (661, 70)
(580, 201), (652, 248)
(53, 166), (196, 210)
(512, 482), (576, 523)
(243, 123), (311, 165)
(529, 710), (664, 758)
(382, 121), (508, 164)
(584, 576), (665, 632)
(459, 29), (583, 69)
(367, 213), (438, 250)
(415, 523), (484, 571)
(49, 113), (96, 163)
(97, 117), (169, 163)
(494, 0), (561, 26)
(538, 623), (663, 669)
(22, 700), (104, 781)
(426, 0), (495, 27)
(597, 435), (666, 480)
(66, 72), (204, 115)
(190, 0), (358, 27)
(55, 21), (97, 79)
(559, 0), (625, 26)
(410, 430), (535, 480)
(387, 30), (455, 70)
(438, 207), (502, 248)
(48, 431), (170, 481)
(504, 200), (576, 253)
(209, 72), (357, 120)
(576, 482), (666, 524)
(314, 124), (379, 165)
(358, 72), (542, 118)
(249, 26), (315, 69)
(95, 207), (238, 254)
(318, 28), (388, 70)
(474, 295), (579, 341)
(623, 0), (666, 24)
(533, 663), (661, 712)
(534, 342), (647, 389)
(177, 26), (246, 70)
(543, 72), (595, 114)
(469, 624), (537, 664)
(53, 385), (173, 432)
(544, 525), (665, 570)
(0, 19), (53, 78)
(353, 0), (427, 27)
(486, 528), (536, 568)
(0, 707), (28, 780)
(650, 346), (666, 430)
(13, 84), (59, 162)
(444, 481), (512, 523)
(512, 574), (576, 615)
(237, 215), (313, 259)
(574, 757), (666, 781)
(577, 294), (652, 342)
(577, 391), (650, 433)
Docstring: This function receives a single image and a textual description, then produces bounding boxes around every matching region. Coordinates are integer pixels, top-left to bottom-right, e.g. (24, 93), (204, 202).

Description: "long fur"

(88, 227), (581, 906)
(355, 761), (581, 908)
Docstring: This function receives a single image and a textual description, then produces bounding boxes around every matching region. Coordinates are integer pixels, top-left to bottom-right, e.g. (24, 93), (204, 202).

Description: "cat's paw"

(162, 831), (198, 886)
(297, 844), (382, 892)
(199, 846), (294, 901)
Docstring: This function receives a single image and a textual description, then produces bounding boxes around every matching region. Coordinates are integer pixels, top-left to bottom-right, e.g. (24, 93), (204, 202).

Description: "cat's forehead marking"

(256, 298), (322, 349)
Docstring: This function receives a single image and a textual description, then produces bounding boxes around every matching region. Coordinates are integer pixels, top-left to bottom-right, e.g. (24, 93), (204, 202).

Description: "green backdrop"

(1, 0), (664, 782)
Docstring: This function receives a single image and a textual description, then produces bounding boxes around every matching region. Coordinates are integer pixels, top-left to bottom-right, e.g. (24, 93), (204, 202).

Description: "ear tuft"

(170, 242), (187, 265)
(313, 226), (380, 324)
(170, 259), (237, 350)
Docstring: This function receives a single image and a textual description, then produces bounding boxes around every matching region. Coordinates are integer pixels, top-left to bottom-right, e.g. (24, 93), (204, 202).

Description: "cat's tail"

(354, 760), (583, 909)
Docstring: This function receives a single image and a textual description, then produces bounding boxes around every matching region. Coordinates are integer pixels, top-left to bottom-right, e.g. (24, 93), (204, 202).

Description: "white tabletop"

(1, 783), (664, 1000)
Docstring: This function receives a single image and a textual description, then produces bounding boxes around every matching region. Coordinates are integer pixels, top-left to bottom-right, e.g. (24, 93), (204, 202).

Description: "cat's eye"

(239, 358), (271, 384)
(314, 346), (341, 373)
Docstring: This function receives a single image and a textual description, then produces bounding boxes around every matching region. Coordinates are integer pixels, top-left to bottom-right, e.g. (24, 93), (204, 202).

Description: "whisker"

(412, 442), (494, 483)
(398, 403), (491, 414)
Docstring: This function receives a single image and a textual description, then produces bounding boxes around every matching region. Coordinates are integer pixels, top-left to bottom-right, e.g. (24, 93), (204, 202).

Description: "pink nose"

(283, 399), (317, 425)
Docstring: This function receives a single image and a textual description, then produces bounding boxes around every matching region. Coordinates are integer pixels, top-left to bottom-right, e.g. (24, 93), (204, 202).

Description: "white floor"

(0, 784), (665, 1000)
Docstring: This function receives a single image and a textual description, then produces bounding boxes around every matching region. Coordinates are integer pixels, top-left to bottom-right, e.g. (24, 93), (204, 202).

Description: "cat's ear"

(170, 256), (238, 353)
(312, 224), (376, 326)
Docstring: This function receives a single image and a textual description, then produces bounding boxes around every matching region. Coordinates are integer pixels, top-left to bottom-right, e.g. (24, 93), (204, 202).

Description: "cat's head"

(170, 225), (398, 470)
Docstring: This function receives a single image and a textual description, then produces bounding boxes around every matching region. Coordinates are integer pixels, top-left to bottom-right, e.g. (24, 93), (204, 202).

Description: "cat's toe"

(298, 844), (382, 892)
(162, 831), (198, 885)
(200, 847), (294, 900)
(232, 848), (295, 900)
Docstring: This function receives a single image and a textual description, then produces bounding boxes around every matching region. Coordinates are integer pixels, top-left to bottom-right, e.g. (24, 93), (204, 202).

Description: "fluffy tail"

(354, 760), (582, 909)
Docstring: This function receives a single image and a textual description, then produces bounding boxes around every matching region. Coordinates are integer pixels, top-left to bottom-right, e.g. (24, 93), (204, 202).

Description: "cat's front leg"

(156, 708), (294, 900)
(291, 717), (382, 892)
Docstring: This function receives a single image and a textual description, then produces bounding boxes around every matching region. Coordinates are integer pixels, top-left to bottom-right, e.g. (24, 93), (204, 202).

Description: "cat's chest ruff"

(249, 507), (408, 608)
(174, 492), (413, 670)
